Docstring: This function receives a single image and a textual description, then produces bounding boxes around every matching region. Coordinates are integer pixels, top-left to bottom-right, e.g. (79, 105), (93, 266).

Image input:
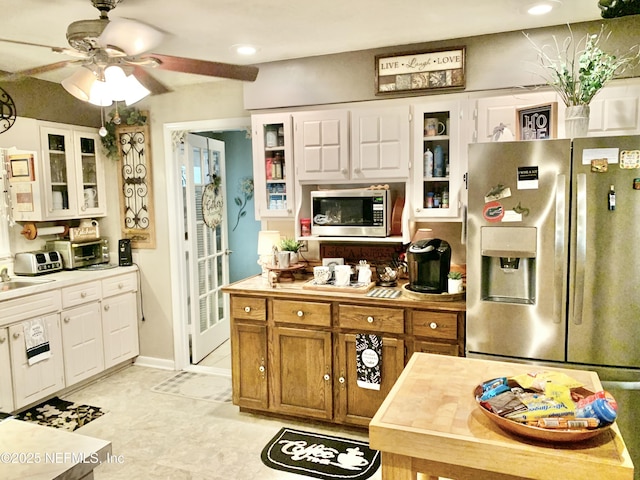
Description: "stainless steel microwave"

(46, 239), (110, 270)
(310, 189), (391, 237)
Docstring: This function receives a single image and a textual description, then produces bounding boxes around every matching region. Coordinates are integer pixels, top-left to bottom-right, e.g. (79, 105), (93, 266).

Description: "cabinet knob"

(339, 376), (345, 384)
(353, 167), (361, 174)
(12, 332), (20, 339)
(118, 283), (124, 289)
(81, 291), (87, 298)
(367, 316), (374, 323)
(430, 322), (438, 329)
(0, 336), (5, 344)
(297, 310), (304, 317)
(64, 317), (70, 323)
(340, 168), (348, 174)
(104, 304), (110, 311)
(416, 207), (422, 212)
(259, 365), (265, 373)
(244, 306), (251, 313)
(323, 374), (330, 381)
(81, 205), (87, 211)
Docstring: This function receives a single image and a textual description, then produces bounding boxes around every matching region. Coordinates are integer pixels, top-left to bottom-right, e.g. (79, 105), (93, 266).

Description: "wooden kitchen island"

(222, 274), (465, 427)
(369, 353), (634, 480)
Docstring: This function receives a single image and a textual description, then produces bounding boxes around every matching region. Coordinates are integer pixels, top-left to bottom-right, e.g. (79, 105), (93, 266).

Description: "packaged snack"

(481, 390), (527, 416)
(510, 371), (583, 391)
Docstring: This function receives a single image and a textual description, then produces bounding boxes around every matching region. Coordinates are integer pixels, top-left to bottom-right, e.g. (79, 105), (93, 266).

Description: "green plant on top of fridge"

(524, 24), (639, 106)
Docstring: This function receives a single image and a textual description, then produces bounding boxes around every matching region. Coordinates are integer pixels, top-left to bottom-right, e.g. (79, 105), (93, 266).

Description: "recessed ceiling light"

(526, 0), (562, 15)
(232, 44), (258, 56)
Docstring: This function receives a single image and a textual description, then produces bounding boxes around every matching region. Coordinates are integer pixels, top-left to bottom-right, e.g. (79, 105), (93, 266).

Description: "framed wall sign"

(516, 102), (558, 140)
(375, 47), (466, 95)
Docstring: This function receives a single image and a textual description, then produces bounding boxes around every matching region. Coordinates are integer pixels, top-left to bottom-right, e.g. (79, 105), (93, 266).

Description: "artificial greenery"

(100, 107), (148, 161)
(524, 25), (639, 106)
(279, 237), (303, 253)
(447, 271), (463, 280)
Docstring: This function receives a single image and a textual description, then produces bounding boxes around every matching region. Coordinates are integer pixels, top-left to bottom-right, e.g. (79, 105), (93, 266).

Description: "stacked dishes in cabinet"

(422, 112), (450, 210)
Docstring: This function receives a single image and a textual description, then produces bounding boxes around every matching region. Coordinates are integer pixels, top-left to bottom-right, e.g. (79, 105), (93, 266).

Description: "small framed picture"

(516, 102), (557, 140)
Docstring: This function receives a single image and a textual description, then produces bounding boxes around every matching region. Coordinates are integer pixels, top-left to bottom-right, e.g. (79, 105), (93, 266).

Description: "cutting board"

(302, 279), (375, 293)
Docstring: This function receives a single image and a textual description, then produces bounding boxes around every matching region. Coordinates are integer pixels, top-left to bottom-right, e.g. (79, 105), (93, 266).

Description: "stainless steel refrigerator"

(467, 136), (640, 370)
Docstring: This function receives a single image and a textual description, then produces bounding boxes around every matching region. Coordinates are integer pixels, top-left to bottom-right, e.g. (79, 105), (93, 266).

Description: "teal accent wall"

(209, 130), (261, 283)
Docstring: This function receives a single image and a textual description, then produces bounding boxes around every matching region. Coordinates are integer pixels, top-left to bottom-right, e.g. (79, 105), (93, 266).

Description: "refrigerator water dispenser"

(480, 226), (536, 305)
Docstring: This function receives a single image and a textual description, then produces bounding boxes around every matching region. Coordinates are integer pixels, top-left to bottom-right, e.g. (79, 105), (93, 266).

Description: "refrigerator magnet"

(591, 158), (608, 172)
(620, 150), (640, 169)
(484, 184), (511, 203)
(483, 201), (504, 222)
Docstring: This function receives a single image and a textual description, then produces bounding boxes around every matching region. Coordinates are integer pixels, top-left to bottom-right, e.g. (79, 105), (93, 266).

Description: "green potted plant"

(279, 238), (303, 264)
(447, 271), (463, 294)
(524, 25), (639, 138)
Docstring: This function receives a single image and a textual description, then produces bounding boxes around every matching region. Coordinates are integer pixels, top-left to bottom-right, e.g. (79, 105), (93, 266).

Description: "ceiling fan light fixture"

(104, 65), (128, 101)
(99, 18), (165, 56)
(88, 78), (113, 107)
(61, 66), (96, 101)
(122, 74), (151, 106)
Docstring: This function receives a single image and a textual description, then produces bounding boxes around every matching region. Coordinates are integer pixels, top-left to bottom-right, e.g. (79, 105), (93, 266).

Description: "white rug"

(151, 371), (232, 404)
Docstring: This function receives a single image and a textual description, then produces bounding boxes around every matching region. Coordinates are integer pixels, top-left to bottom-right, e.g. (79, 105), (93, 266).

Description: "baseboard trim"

(134, 356), (175, 370)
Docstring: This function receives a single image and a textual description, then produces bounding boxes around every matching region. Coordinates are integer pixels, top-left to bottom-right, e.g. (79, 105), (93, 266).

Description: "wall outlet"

(298, 240), (308, 252)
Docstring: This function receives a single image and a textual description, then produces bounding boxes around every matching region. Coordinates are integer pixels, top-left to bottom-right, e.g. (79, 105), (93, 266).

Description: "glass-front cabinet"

(411, 100), (464, 220)
(251, 113), (294, 218)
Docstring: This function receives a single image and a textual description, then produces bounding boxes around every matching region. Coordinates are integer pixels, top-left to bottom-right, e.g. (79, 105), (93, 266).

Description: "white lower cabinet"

(0, 328), (15, 412)
(61, 302), (105, 385)
(102, 292), (139, 369)
(9, 314), (65, 410)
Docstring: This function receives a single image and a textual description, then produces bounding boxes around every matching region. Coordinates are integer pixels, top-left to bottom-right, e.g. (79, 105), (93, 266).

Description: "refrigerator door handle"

(573, 173), (587, 325)
(554, 174), (566, 324)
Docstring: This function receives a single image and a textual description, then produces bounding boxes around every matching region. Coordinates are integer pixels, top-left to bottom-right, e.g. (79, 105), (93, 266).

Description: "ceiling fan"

(0, 0), (259, 104)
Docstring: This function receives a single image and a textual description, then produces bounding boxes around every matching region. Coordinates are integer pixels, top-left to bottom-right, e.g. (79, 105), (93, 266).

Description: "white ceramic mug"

(334, 265), (352, 286)
(84, 187), (97, 208)
(313, 266), (331, 285)
(425, 117), (446, 136)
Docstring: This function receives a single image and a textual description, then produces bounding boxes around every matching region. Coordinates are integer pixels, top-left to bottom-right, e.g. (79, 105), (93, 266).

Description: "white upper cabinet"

(585, 82), (640, 136)
(350, 104), (410, 180)
(294, 109), (349, 182)
(251, 113), (295, 218)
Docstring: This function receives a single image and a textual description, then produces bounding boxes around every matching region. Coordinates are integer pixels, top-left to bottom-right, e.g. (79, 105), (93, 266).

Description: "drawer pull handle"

(104, 305), (110, 311)
(64, 317), (70, 323)
(339, 376), (345, 384)
(118, 283), (124, 289)
(259, 365), (265, 373)
(430, 322), (438, 329)
(12, 332), (20, 339)
(244, 306), (251, 313)
(297, 310), (304, 317)
(367, 316), (374, 323)
(323, 374), (330, 381)
(81, 292), (87, 298)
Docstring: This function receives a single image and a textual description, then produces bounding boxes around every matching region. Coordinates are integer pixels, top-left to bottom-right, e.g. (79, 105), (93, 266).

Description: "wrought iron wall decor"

(116, 124), (156, 249)
(0, 87), (17, 135)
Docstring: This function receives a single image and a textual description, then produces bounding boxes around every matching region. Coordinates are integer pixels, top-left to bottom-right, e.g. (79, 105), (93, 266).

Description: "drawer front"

(412, 310), (458, 341)
(231, 296), (266, 321)
(0, 291), (61, 326)
(62, 281), (101, 308)
(102, 273), (137, 298)
(413, 339), (459, 357)
(338, 304), (404, 334)
(273, 299), (331, 327)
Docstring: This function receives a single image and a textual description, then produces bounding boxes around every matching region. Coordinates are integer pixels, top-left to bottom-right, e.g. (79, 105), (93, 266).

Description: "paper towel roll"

(36, 226), (66, 236)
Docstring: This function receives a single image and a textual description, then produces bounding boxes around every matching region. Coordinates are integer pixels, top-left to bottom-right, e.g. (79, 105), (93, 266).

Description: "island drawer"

(273, 299), (331, 327)
(231, 296), (266, 321)
(412, 311), (458, 341)
(338, 304), (404, 334)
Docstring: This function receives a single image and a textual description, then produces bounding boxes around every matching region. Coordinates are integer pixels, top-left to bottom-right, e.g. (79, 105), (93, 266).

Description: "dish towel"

(356, 334), (382, 391)
(22, 318), (51, 365)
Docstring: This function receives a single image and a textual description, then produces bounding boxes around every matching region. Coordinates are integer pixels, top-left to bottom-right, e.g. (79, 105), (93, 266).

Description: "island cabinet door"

(334, 333), (405, 426)
(270, 326), (333, 420)
(230, 321), (268, 410)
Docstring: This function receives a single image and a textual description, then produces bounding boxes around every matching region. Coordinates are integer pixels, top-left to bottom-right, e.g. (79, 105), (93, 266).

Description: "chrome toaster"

(14, 251), (64, 276)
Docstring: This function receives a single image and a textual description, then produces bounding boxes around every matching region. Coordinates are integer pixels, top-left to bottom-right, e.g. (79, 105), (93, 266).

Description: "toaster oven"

(46, 239), (110, 270)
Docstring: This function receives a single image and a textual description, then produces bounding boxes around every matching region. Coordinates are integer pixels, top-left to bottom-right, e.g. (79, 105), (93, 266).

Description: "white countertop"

(0, 418), (111, 480)
(0, 265), (138, 302)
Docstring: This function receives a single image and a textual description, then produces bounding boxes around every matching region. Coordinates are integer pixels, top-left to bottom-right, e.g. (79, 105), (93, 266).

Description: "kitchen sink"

(0, 279), (54, 291)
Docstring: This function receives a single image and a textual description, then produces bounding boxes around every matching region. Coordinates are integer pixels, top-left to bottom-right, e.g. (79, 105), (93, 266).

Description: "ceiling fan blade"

(99, 18), (165, 56)
(0, 60), (81, 80)
(0, 38), (86, 57)
(144, 53), (259, 82)
(131, 66), (171, 95)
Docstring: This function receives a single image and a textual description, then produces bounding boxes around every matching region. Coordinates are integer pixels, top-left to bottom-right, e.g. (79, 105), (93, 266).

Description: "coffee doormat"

(15, 397), (106, 432)
(261, 427), (380, 480)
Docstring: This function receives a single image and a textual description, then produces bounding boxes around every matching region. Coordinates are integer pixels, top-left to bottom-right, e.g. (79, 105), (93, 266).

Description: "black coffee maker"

(406, 238), (451, 293)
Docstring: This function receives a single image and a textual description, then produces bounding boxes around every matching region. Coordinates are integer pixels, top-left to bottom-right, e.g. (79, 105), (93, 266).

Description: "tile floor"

(63, 363), (381, 479)
(196, 340), (232, 370)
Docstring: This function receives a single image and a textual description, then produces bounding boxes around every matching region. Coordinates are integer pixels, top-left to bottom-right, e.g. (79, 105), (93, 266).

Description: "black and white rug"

(15, 397), (106, 432)
(261, 427), (380, 480)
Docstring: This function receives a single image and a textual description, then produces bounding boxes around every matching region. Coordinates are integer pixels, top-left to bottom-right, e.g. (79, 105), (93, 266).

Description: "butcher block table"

(369, 353), (634, 480)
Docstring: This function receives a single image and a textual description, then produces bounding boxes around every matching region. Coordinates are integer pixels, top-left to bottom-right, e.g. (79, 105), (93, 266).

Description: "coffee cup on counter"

(313, 266), (331, 285)
(334, 265), (353, 286)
